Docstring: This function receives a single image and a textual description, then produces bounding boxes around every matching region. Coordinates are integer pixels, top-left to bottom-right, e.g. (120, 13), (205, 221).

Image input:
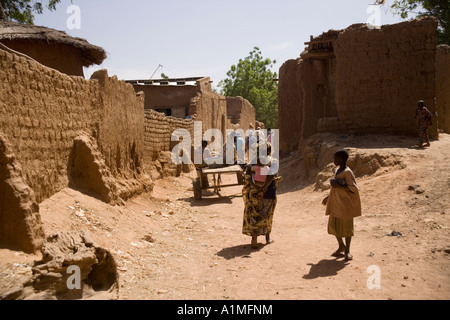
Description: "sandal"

(265, 233), (275, 245)
(344, 253), (353, 261)
(331, 250), (345, 258)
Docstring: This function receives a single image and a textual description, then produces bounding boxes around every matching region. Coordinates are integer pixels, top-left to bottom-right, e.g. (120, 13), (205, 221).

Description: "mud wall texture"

(333, 18), (438, 137)
(436, 45), (450, 133)
(0, 48), (98, 202)
(278, 18), (440, 153)
(91, 70), (147, 181)
(143, 110), (194, 180)
(278, 56), (339, 153)
(144, 109), (194, 162)
(277, 59), (303, 153)
(226, 96), (256, 132)
(0, 133), (44, 253)
(189, 90), (227, 137)
(0, 47), (150, 205)
(0, 47), (152, 251)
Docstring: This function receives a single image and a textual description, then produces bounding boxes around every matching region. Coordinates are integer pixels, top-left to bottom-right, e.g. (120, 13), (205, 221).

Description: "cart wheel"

(201, 174), (209, 188)
(193, 178), (202, 200)
(237, 172), (245, 185)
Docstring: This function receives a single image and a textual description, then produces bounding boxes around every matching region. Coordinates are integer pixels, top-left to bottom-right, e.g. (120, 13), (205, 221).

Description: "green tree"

(0, 0), (68, 24)
(389, 0), (450, 45)
(219, 47), (279, 129)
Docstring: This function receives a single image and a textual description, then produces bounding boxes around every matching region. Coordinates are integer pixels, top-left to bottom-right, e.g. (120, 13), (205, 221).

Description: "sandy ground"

(1, 134), (449, 300)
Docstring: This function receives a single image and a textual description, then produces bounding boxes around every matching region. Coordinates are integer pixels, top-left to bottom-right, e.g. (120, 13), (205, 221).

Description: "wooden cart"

(192, 165), (245, 200)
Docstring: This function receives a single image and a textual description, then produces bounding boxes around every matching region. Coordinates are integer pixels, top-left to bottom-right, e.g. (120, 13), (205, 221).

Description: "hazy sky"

(34, 0), (411, 88)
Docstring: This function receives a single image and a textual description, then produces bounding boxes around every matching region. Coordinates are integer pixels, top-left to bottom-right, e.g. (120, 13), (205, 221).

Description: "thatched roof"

(0, 20), (106, 67)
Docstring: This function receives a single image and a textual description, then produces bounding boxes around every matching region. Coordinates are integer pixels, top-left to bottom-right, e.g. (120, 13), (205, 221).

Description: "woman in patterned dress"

(242, 142), (280, 249)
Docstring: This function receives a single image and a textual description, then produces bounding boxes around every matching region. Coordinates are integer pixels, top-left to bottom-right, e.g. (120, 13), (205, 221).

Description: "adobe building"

(436, 44), (450, 133)
(0, 19), (106, 77)
(226, 96), (257, 132)
(278, 17), (449, 153)
(127, 77), (256, 134)
(127, 77), (209, 118)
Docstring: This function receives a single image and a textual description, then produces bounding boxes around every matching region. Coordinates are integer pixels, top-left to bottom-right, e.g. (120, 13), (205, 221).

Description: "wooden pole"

(0, 3), (7, 20)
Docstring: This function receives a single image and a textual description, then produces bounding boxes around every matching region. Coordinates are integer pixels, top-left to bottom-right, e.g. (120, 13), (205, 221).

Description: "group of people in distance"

(196, 100), (433, 261)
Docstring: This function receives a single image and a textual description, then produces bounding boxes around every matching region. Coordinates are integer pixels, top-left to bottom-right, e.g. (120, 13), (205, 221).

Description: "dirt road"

(1, 134), (449, 300)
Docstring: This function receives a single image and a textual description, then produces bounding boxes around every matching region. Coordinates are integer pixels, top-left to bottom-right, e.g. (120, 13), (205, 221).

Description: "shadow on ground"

(302, 259), (350, 279)
(216, 243), (266, 260)
(178, 193), (242, 207)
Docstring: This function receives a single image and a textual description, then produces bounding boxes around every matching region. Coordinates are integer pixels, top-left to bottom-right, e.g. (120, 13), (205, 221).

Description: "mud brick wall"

(0, 48), (98, 202)
(226, 96), (256, 132)
(189, 91), (227, 137)
(0, 47), (147, 203)
(278, 57), (338, 152)
(91, 70), (146, 178)
(278, 59), (303, 153)
(143, 109), (194, 162)
(334, 18), (438, 138)
(278, 18), (440, 153)
(436, 45), (450, 133)
(300, 58), (338, 144)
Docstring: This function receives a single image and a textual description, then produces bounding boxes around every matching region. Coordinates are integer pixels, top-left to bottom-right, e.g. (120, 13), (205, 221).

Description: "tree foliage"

(389, 0), (450, 45)
(0, 0), (68, 24)
(219, 47), (279, 129)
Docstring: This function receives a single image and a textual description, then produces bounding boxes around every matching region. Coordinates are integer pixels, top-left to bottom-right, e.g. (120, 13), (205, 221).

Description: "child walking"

(322, 150), (361, 261)
(414, 100), (433, 148)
